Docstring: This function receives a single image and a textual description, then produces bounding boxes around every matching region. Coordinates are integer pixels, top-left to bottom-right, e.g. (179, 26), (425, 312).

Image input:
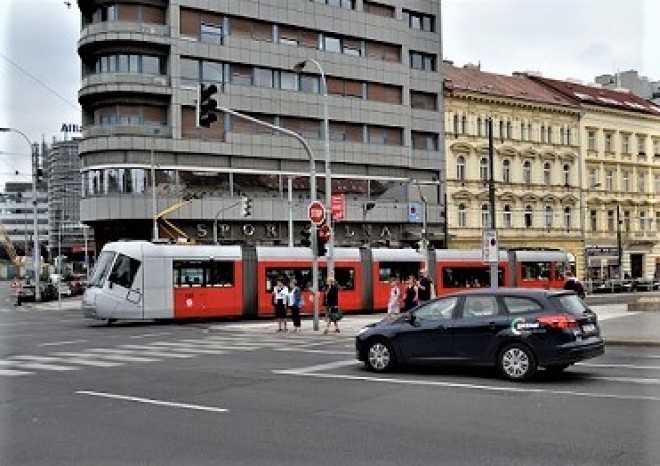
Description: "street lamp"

(294, 59), (334, 280)
(0, 127), (41, 301)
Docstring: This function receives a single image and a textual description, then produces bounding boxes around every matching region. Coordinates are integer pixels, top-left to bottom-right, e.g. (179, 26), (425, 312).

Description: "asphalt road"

(1, 298), (659, 466)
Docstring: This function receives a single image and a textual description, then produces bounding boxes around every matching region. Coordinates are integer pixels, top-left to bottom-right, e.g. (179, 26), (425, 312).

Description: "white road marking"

(577, 362), (660, 371)
(38, 339), (88, 347)
(11, 355), (123, 368)
(146, 343), (228, 354)
(117, 345), (196, 358)
(76, 390), (228, 413)
(85, 349), (160, 362)
(596, 311), (640, 321)
(279, 360), (358, 374)
(0, 368), (32, 376)
(13, 362), (78, 371)
(275, 347), (354, 355)
(591, 376), (660, 385)
(274, 365), (660, 403)
(129, 332), (172, 339)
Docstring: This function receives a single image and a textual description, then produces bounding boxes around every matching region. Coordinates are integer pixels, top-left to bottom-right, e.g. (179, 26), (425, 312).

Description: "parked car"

(592, 279), (634, 293)
(356, 288), (604, 381)
(16, 282), (58, 305)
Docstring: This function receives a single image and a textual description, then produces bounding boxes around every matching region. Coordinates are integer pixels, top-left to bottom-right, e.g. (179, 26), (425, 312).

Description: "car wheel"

(366, 339), (396, 372)
(498, 343), (537, 381)
(545, 364), (570, 374)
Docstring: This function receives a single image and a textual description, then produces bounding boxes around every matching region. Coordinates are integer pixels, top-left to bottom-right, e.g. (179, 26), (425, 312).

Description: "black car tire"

(365, 339), (396, 372)
(545, 364), (570, 374)
(498, 343), (537, 381)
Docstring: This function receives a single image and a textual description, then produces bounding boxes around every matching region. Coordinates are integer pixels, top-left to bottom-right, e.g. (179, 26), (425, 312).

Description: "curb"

(603, 339), (660, 348)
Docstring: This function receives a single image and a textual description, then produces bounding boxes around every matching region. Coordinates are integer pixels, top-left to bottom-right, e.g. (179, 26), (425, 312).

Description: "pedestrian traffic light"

(241, 196), (252, 217)
(317, 224), (331, 257)
(197, 83), (218, 128)
(300, 228), (311, 247)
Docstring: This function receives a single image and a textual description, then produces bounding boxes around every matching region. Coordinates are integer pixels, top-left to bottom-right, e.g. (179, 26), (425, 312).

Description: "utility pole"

(487, 118), (498, 288)
(616, 204), (623, 279)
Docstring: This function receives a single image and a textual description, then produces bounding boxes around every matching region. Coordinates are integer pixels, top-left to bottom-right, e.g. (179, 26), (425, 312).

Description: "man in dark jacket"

(564, 272), (585, 299)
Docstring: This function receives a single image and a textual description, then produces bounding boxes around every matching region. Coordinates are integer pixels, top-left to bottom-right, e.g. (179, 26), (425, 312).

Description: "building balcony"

(80, 21), (169, 44)
(82, 124), (171, 140)
(81, 73), (170, 89)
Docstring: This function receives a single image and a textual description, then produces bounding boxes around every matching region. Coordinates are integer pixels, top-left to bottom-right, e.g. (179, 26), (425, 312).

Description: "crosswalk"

(0, 332), (335, 377)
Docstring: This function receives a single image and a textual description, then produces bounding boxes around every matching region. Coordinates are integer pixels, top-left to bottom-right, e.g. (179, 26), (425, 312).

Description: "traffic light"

(300, 228), (311, 247)
(197, 83), (218, 128)
(241, 195), (252, 217)
(317, 223), (331, 257)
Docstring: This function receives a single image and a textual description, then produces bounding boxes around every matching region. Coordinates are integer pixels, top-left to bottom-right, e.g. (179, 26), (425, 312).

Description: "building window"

(523, 160), (532, 185)
(456, 156), (466, 181)
(606, 170), (614, 191)
(638, 172), (647, 193)
(560, 128), (565, 145)
(453, 114), (459, 135)
(481, 204), (491, 228)
(527, 123), (532, 142)
(547, 126), (552, 144)
(461, 116), (467, 135)
(280, 71), (299, 91)
(623, 211), (631, 231)
(622, 134), (630, 154)
(506, 121), (512, 139)
(480, 157), (489, 182)
(564, 207), (572, 230)
(503, 205), (512, 228)
(655, 175), (660, 194)
(477, 117), (483, 137)
(607, 210), (615, 231)
(409, 51), (436, 71)
(604, 132), (613, 152)
(363, 1), (395, 18)
(323, 35), (342, 53)
(543, 162), (551, 185)
(540, 124), (546, 143)
(457, 203), (467, 228)
(590, 210), (598, 232)
(201, 23), (223, 44)
(544, 206), (553, 229)
(589, 169), (599, 188)
(499, 120), (504, 140)
(654, 139), (660, 156)
(563, 164), (570, 186)
(524, 205), (533, 228)
(402, 9), (435, 32)
(587, 130), (596, 151)
(567, 128), (572, 145)
(253, 68), (274, 88)
(622, 171), (630, 192)
(502, 159), (511, 184)
(521, 122), (528, 141)
(411, 132), (439, 150)
(640, 211), (647, 231)
(299, 74), (320, 93)
(410, 91), (437, 110)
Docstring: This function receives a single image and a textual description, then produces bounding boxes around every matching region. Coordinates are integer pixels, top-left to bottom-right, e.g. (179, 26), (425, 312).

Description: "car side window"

(460, 296), (499, 318)
(414, 297), (458, 321)
(503, 296), (544, 314)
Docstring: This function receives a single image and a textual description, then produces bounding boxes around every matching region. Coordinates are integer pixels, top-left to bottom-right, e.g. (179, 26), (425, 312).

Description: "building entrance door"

(630, 254), (644, 278)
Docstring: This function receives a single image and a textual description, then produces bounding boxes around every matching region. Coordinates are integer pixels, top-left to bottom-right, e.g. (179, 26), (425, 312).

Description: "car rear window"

(551, 294), (589, 316)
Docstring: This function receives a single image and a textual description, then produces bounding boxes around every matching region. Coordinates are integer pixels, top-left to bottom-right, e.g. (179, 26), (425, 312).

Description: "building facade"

(442, 63), (583, 271)
(77, 0), (445, 250)
(595, 70), (660, 105)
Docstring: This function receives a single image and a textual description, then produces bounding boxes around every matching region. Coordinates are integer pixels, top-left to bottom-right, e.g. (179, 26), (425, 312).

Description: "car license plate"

(582, 323), (596, 333)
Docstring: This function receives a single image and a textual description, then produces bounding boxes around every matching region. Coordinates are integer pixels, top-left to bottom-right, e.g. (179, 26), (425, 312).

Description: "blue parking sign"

(408, 202), (421, 222)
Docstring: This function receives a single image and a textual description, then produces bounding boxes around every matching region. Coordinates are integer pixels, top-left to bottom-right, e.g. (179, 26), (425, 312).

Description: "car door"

(395, 296), (458, 363)
(452, 294), (509, 363)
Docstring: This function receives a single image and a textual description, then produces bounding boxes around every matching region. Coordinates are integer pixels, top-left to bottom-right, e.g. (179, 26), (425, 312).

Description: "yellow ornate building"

(443, 63), (583, 272)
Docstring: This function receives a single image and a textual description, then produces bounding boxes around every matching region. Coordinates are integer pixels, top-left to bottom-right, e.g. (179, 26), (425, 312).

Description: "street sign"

(482, 229), (499, 264)
(308, 201), (326, 225)
(331, 194), (345, 221)
(408, 202), (421, 222)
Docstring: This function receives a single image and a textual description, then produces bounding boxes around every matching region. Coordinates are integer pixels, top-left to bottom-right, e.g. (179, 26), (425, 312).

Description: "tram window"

(554, 262), (568, 280)
(108, 253), (141, 289)
(173, 260), (234, 287)
(441, 266), (504, 288)
(265, 267), (355, 292)
(89, 251), (116, 287)
(378, 262), (420, 282)
(521, 262), (551, 280)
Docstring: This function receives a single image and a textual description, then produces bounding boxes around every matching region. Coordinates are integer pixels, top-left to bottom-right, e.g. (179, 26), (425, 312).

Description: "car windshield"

(551, 294), (589, 316)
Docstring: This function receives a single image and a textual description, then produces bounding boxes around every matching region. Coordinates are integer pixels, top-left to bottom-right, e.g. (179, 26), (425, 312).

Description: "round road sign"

(308, 201), (326, 225)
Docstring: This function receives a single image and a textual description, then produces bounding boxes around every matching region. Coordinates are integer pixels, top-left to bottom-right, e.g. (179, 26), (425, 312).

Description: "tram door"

(104, 252), (144, 319)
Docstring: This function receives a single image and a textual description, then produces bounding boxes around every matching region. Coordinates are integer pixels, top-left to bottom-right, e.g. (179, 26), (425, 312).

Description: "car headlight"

(357, 327), (370, 336)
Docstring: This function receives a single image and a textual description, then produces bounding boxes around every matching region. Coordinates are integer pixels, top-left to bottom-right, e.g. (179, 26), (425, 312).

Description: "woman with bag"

(323, 277), (341, 334)
(288, 279), (303, 333)
(272, 279), (289, 332)
(387, 277), (402, 315)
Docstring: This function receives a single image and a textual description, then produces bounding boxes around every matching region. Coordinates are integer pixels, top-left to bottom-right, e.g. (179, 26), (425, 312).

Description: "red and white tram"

(82, 241), (571, 322)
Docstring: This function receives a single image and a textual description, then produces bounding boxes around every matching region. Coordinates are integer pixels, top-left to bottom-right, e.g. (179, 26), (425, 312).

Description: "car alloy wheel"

(367, 340), (394, 372)
(499, 344), (536, 381)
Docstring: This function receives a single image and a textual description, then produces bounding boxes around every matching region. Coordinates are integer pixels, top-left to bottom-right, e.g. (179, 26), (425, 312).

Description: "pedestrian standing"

(323, 277), (341, 334)
(272, 279), (289, 332)
(288, 279), (303, 333)
(402, 275), (418, 312)
(387, 277), (401, 314)
(563, 271), (585, 299)
(417, 269), (435, 303)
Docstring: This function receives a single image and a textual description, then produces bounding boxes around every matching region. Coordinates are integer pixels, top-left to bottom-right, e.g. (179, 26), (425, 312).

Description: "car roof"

(443, 287), (571, 299)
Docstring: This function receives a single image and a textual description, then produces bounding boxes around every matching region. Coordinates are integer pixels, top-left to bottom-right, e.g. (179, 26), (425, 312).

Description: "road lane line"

(129, 332), (172, 339)
(76, 390), (228, 413)
(117, 345), (197, 358)
(275, 347), (354, 355)
(85, 349), (160, 362)
(0, 368), (32, 376)
(273, 368), (660, 403)
(12, 362), (78, 371)
(146, 343), (228, 354)
(9, 355), (123, 368)
(38, 339), (88, 347)
(278, 360), (358, 374)
(591, 376), (660, 385)
(577, 362), (660, 370)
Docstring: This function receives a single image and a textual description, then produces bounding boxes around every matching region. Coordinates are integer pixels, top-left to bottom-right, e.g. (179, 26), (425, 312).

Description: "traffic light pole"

(210, 104), (321, 331)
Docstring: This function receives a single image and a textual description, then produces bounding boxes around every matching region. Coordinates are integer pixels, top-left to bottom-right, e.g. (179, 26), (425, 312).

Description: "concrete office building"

(77, 0), (445, 250)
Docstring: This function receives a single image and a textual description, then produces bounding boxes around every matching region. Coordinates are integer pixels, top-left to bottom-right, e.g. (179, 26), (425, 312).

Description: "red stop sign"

(308, 201), (326, 225)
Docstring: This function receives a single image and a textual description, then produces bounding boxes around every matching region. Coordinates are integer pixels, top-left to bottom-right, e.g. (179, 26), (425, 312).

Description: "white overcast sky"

(0, 0), (658, 188)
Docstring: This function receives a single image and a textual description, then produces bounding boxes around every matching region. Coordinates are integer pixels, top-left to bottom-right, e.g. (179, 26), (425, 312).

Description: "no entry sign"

(308, 201), (326, 225)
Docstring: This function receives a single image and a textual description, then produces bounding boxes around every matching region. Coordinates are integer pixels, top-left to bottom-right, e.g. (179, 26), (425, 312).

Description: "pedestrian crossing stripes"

(0, 332), (337, 377)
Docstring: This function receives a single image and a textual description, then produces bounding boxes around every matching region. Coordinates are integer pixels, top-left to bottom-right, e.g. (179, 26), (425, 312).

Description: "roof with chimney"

(442, 62), (577, 109)
(528, 75), (660, 117)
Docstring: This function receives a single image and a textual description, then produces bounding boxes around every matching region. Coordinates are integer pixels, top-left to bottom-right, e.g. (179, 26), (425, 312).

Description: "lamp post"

(487, 118), (498, 289)
(0, 127), (41, 301)
(616, 204), (623, 279)
(294, 59), (334, 280)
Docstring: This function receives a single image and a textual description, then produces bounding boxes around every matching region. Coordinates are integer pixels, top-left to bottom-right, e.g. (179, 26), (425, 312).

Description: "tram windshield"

(89, 251), (116, 288)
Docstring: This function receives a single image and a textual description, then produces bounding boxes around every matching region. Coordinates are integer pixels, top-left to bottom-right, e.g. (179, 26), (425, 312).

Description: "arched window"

(503, 204), (512, 228)
(544, 205), (553, 229)
(543, 162), (552, 185)
(523, 160), (532, 185)
(481, 204), (491, 228)
(563, 164), (570, 186)
(456, 155), (466, 181)
(502, 159), (511, 183)
(458, 203), (467, 227)
(564, 206), (572, 230)
(524, 205), (533, 228)
(480, 157), (489, 182)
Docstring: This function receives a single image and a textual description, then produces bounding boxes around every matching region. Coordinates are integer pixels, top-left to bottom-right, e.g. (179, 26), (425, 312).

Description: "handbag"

(329, 307), (343, 322)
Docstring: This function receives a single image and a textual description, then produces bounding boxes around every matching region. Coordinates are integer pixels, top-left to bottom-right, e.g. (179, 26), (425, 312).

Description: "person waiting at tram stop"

(287, 279), (303, 333)
(563, 271), (585, 299)
(416, 269), (435, 303)
(272, 279), (289, 332)
(323, 276), (341, 334)
(402, 275), (418, 312)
